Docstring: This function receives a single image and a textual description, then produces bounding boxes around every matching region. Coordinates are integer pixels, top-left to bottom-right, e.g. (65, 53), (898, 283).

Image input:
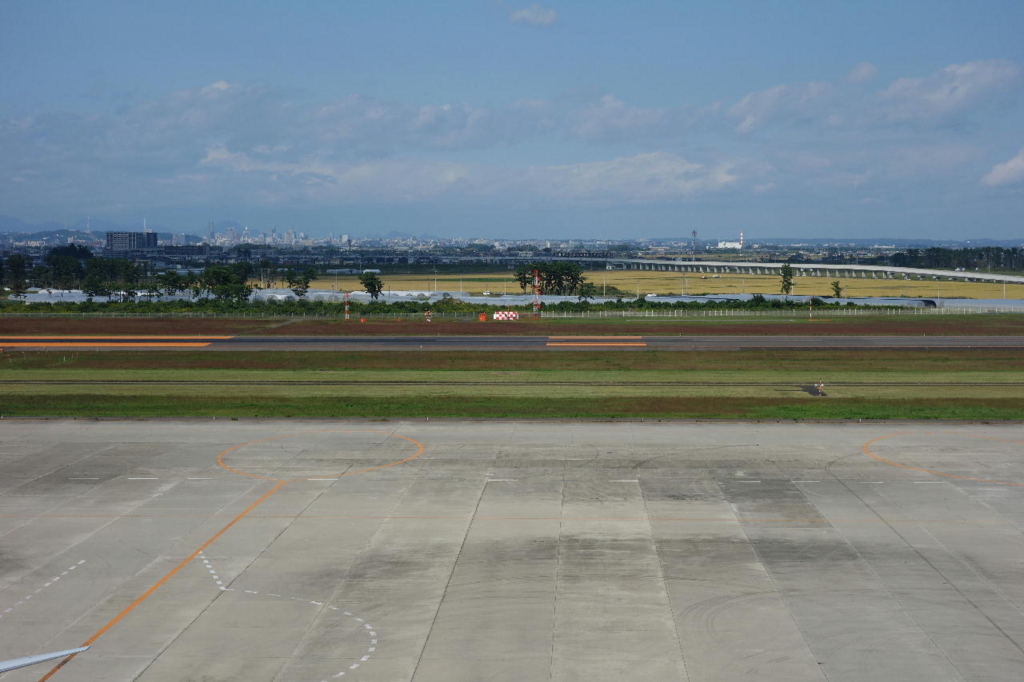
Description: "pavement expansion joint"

(197, 552), (378, 681)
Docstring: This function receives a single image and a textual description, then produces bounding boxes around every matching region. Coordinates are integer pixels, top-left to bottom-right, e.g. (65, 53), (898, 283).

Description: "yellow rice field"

(308, 270), (1024, 300)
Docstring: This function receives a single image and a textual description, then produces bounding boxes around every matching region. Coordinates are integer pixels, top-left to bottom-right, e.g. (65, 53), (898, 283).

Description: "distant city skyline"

(1, 1), (1022, 240)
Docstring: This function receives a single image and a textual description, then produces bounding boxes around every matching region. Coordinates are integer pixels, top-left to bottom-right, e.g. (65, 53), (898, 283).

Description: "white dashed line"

(792, 480), (821, 483)
(0, 561), (86, 621)
(734, 480), (762, 483)
(69, 477), (99, 480)
(127, 477), (158, 480)
(197, 553), (378, 680)
(610, 479), (639, 483)
(486, 479), (516, 482)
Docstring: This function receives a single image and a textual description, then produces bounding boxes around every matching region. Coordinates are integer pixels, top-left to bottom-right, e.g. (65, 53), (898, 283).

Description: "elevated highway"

(429, 254), (1024, 285)
(599, 259), (1024, 284)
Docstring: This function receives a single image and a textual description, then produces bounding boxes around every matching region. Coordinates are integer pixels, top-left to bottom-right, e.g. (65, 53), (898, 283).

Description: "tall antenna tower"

(691, 230), (698, 254)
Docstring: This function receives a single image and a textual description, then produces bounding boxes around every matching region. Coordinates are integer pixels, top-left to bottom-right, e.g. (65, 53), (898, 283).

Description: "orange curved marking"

(863, 432), (1024, 487)
(309, 431), (425, 481)
(216, 429), (425, 482)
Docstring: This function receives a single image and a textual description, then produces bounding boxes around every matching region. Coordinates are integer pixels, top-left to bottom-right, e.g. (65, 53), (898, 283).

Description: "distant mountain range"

(1, 214), (1020, 248)
(0, 215), (204, 245)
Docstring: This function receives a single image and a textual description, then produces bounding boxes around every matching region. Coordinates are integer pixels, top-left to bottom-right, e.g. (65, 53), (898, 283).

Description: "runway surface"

(2, 421), (1023, 681)
(3, 334), (1024, 351)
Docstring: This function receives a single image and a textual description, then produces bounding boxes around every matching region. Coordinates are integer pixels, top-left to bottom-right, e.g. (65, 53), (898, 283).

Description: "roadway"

(3, 334), (1024, 351)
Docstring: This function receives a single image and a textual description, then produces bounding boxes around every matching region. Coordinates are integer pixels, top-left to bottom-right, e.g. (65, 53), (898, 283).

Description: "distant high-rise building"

(105, 231), (157, 255)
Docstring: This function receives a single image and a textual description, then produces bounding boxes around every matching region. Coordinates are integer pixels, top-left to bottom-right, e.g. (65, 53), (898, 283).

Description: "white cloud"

(878, 59), (1020, 123)
(569, 95), (674, 142)
(199, 145), (739, 205)
(728, 82), (833, 133)
(981, 148), (1024, 187)
(509, 4), (557, 27)
(846, 62), (878, 84)
(522, 152), (737, 202)
(200, 143), (474, 203)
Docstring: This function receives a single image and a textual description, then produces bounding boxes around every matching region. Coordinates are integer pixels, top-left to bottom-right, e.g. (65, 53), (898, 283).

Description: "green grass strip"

(4, 394), (1022, 421)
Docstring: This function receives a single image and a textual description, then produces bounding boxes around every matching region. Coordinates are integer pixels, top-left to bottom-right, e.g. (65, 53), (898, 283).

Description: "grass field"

(308, 269), (1024, 299)
(4, 350), (1022, 420)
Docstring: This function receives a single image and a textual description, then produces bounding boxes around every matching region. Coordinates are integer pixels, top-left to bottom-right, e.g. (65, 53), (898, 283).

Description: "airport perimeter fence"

(1, 305), (1021, 321)
(538, 306), (1024, 319)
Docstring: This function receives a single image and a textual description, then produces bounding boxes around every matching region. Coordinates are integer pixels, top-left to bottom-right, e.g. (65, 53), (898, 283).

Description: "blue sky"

(2, 0), (1023, 240)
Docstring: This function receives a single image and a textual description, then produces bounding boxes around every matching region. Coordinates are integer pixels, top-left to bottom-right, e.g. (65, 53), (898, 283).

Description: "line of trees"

(881, 247), (1024, 272)
(3, 247), (395, 304)
(513, 261), (588, 295)
(1, 292), (862, 316)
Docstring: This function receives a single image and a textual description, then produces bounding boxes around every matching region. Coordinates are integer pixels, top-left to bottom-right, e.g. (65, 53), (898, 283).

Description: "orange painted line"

(548, 336), (643, 340)
(863, 432), (1024, 487)
(0, 336), (234, 340)
(1, 342), (212, 348)
(41, 429), (425, 680)
(37, 479), (286, 681)
(545, 342), (647, 347)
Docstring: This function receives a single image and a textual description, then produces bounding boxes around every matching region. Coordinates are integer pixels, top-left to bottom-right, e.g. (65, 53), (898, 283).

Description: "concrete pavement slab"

(2, 420), (1024, 681)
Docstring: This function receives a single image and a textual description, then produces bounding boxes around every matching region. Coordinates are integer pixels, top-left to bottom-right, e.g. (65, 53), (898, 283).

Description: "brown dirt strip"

(258, 317), (1024, 337)
(0, 318), (273, 335)
(3, 315), (1024, 337)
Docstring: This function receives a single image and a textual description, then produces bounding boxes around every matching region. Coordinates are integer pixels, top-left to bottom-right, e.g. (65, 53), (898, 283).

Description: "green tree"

(6, 254), (30, 297)
(780, 262), (794, 296)
(577, 282), (598, 301)
(514, 261), (587, 295)
(286, 267), (316, 298)
(830, 280), (843, 298)
(44, 245), (90, 289)
(201, 265), (253, 303)
(81, 272), (111, 300)
(158, 270), (186, 296)
(359, 271), (384, 300)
